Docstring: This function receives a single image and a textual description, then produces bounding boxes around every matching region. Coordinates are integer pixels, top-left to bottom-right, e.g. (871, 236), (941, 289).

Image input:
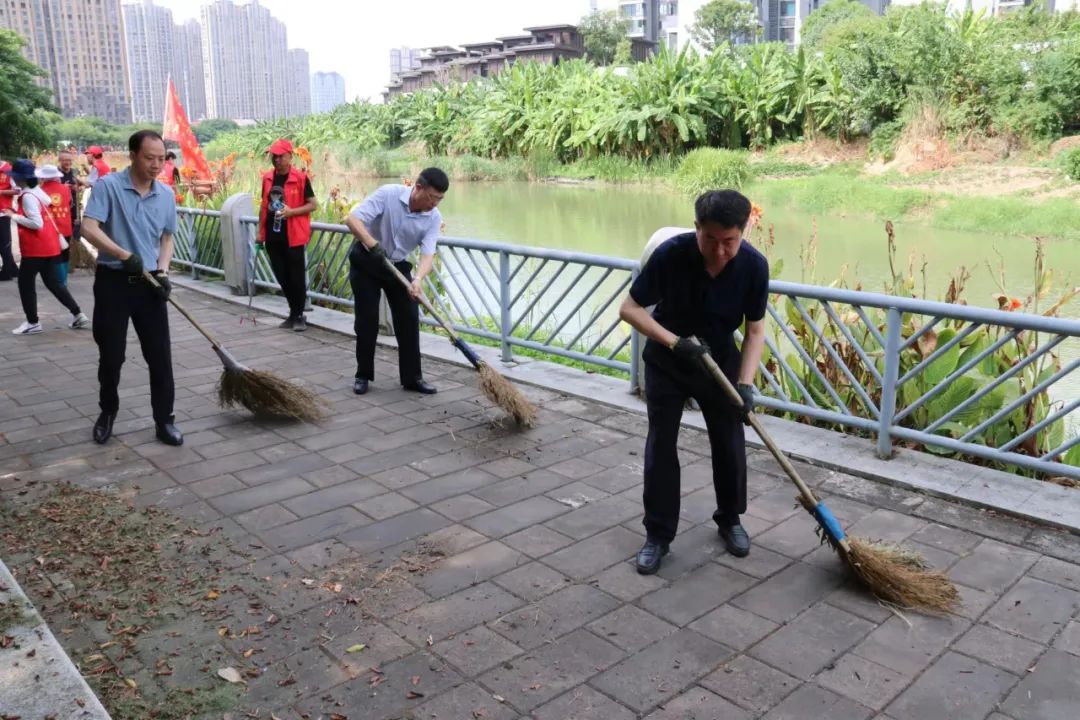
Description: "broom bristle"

(847, 536), (961, 614)
(477, 363), (536, 428)
(218, 368), (328, 422)
(795, 494), (960, 614)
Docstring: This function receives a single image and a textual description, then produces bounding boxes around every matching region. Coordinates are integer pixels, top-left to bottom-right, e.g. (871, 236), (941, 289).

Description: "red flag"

(163, 78), (212, 181)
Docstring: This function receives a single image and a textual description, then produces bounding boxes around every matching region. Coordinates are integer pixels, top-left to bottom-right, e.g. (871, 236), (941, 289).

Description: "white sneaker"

(70, 312), (90, 329)
(12, 321), (42, 335)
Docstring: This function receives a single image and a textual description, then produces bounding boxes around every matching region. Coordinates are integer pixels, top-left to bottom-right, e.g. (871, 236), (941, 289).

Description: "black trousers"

(265, 237), (308, 320)
(349, 242), (422, 384)
(642, 341), (747, 545)
(18, 256), (80, 323)
(0, 217), (16, 279)
(93, 268), (174, 424)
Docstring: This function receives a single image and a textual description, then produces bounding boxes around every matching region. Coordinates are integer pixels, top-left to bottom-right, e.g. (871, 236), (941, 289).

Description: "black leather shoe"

(403, 379), (437, 395)
(635, 539), (669, 575)
(92, 412), (116, 444)
(718, 521), (751, 557)
(155, 423), (183, 446)
(293, 315), (307, 332)
(353, 378), (369, 395)
(278, 317), (294, 329)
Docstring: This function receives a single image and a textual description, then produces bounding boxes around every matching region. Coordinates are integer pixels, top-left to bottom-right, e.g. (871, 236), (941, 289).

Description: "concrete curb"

(0, 559), (111, 718)
(173, 276), (1080, 535)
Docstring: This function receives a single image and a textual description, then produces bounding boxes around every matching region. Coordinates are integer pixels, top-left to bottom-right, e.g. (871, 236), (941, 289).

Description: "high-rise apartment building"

(175, 19), (207, 122)
(202, 0), (289, 121)
(287, 48), (310, 117)
(311, 71), (346, 114)
(389, 46), (421, 80)
(123, 0), (176, 122)
(0, 0), (132, 123)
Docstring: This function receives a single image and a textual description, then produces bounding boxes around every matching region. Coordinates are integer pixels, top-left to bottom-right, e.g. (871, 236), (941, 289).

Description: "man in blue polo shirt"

(81, 130), (182, 447)
(619, 190), (769, 574)
(344, 168), (449, 396)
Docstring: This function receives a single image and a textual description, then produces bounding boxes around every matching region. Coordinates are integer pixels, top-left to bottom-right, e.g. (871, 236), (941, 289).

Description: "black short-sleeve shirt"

(265, 173), (315, 244)
(630, 233), (770, 359)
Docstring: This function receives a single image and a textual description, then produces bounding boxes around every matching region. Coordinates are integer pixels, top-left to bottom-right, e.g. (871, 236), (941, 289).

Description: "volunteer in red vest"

(0, 160), (89, 335)
(85, 146), (110, 187)
(0, 160), (18, 280)
(257, 138), (317, 331)
(37, 164), (74, 286)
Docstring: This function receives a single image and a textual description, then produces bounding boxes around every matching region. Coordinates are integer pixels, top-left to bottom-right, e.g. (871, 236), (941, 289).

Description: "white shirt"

(12, 187), (52, 230)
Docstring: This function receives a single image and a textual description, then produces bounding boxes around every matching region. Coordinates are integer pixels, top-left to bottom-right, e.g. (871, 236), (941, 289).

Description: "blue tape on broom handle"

(453, 337), (482, 369)
(813, 502), (846, 543)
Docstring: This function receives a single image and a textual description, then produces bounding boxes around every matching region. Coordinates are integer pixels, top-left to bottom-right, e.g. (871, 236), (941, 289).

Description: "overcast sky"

(155, 0), (607, 103)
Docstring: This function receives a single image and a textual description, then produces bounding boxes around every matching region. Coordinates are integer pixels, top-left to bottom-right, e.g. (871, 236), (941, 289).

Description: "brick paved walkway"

(2, 275), (1079, 719)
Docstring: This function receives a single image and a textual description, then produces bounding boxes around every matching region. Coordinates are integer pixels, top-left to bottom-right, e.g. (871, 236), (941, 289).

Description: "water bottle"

(272, 208), (283, 233)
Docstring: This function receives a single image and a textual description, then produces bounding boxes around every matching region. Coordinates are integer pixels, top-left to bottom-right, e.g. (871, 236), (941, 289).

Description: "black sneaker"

(293, 315), (307, 332)
(278, 317), (294, 329)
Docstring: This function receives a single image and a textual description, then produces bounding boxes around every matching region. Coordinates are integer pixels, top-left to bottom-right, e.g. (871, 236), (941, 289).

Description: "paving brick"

(186, 473), (245, 499)
(209, 477), (315, 515)
(260, 507), (370, 551)
(472, 468), (572, 506)
(300, 464), (359, 488)
(746, 486), (804, 523)
(166, 451), (265, 484)
(501, 524), (575, 559)
(284, 539), (359, 573)
(756, 512), (825, 559)
(235, 452), (335, 487)
(762, 683), (873, 720)
(914, 498), (1033, 546)
(542, 494), (641, 541)
(1026, 556), (1080, 593)
(688, 604), (779, 652)
(417, 541), (525, 598)
(316, 651), (463, 720)
(409, 446), (505, 477)
(430, 493), (496, 520)
(982, 576), (1079, 643)
(588, 604), (677, 652)
(466, 495), (569, 538)
(713, 544), (793, 579)
(389, 582), (522, 644)
(954, 623), (1045, 675)
(356, 491), (418, 520)
(816, 653), (909, 711)
(241, 645), (356, 709)
(641, 563), (756, 627)
(533, 685), (636, 720)
(420, 523), (490, 556)
(339, 508), (450, 555)
(478, 628), (625, 712)
(493, 560), (570, 601)
(369, 464), (429, 490)
(887, 651), (1015, 720)
(280, 478), (385, 518)
(400, 468), (501, 504)
(591, 629), (733, 713)
(851, 613), (971, 677)
(1024, 527), (1080, 565)
(489, 583), (620, 649)
(731, 561), (845, 624)
(589, 561), (667, 601)
(582, 465), (643, 494)
(750, 603), (875, 680)
(643, 686), (752, 720)
(908, 522), (983, 555)
(430, 625), (524, 676)
(847, 509), (927, 543)
(410, 682), (519, 720)
(235, 503), (300, 532)
(545, 526), (643, 580)
(1055, 620), (1080, 657)
(1000, 648), (1080, 720)
(322, 621), (415, 671)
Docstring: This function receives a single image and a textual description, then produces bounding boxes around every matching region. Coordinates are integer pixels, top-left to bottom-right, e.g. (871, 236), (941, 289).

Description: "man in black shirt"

(619, 190), (769, 574)
(58, 151), (82, 275)
(257, 139), (317, 331)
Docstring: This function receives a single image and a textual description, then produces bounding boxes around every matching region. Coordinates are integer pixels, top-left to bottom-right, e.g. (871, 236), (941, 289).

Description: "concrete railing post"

(219, 192), (255, 296)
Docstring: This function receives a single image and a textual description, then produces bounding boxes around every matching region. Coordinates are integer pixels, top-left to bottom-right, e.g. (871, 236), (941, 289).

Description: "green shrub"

(868, 119), (904, 161)
(1060, 147), (1080, 182)
(674, 148), (753, 196)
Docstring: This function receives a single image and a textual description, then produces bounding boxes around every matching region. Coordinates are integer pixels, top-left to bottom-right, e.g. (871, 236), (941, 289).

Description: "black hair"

(694, 190), (752, 230)
(417, 167), (449, 193)
(166, 151), (176, 160)
(129, 129), (165, 153)
(22, 177), (39, 188)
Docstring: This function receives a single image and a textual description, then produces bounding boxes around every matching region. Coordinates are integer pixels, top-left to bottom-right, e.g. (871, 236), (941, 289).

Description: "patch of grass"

(747, 173), (934, 219)
(558, 154), (678, 183)
(109, 684), (244, 720)
(0, 597), (32, 634)
(674, 148), (753, 195)
(932, 196), (1080, 241)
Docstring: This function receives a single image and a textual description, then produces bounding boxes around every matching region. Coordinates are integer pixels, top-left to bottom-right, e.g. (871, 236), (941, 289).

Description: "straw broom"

(696, 341), (960, 614)
(370, 251), (536, 428)
(144, 272), (327, 422)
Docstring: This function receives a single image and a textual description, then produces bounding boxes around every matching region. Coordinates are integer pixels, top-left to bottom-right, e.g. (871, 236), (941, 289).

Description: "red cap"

(0, 162), (10, 173)
(268, 138), (294, 156)
(87, 145), (103, 155)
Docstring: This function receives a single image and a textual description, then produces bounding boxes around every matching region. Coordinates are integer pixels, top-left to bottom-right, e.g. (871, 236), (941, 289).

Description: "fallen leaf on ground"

(345, 644), (366, 654)
(410, 675), (420, 685)
(406, 690), (424, 699)
(217, 667), (245, 684)
(206, 590), (219, 599)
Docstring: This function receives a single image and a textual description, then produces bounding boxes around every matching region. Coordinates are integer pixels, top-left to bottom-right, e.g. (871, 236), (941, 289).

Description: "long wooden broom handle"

(695, 340), (821, 511)
(365, 246), (464, 346)
(142, 270), (222, 350)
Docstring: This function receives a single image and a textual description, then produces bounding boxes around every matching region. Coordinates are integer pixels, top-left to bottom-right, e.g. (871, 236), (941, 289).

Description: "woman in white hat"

(36, 163), (75, 285)
(0, 159), (89, 334)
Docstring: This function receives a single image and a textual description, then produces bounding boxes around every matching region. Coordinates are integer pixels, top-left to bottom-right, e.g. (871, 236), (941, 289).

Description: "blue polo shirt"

(350, 184), (441, 262)
(84, 169), (177, 269)
(630, 233), (769, 361)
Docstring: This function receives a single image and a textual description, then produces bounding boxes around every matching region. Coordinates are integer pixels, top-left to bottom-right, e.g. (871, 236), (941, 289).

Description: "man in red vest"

(36, 164), (74, 285)
(85, 146), (110, 187)
(0, 160), (18, 280)
(257, 138), (317, 331)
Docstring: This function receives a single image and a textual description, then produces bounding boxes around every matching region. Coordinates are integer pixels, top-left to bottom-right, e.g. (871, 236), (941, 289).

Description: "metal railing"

(183, 209), (1079, 480)
(174, 208), (225, 278)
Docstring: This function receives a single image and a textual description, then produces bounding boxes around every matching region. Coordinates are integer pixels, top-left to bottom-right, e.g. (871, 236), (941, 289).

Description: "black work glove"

(148, 271), (171, 302)
(365, 242), (387, 263)
(670, 336), (709, 362)
(121, 252), (143, 276)
(735, 383), (755, 425)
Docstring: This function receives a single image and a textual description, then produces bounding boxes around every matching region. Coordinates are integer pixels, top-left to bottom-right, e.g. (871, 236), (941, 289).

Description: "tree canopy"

(0, 30), (56, 157)
(579, 9), (632, 66)
(689, 0), (760, 51)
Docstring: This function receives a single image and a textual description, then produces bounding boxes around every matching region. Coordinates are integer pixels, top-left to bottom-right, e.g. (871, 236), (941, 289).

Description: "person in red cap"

(85, 146), (110, 187)
(0, 160), (19, 280)
(257, 138), (317, 331)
